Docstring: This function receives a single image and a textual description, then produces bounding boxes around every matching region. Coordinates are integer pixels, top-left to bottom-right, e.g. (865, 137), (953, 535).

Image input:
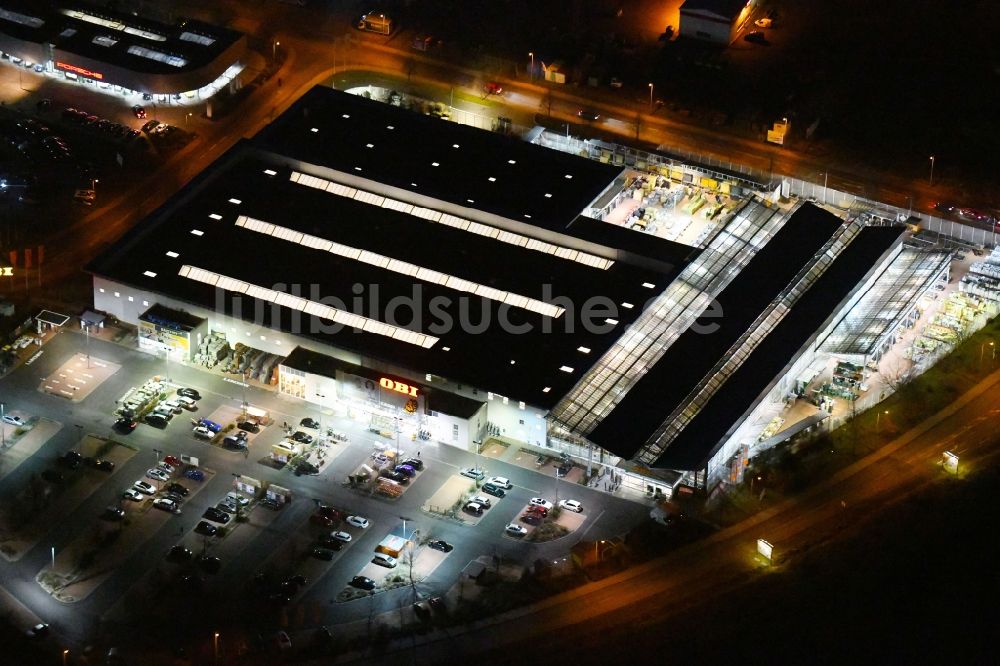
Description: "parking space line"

(577, 509), (606, 540)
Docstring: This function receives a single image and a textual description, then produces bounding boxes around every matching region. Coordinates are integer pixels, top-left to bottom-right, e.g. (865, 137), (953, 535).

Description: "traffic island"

(528, 508), (585, 543)
(421, 475), (486, 524)
(0, 417), (61, 486)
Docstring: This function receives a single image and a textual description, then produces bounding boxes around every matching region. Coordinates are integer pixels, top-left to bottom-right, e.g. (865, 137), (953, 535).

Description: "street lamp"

(980, 340), (994, 364)
(185, 112), (193, 126)
(153, 448), (163, 463)
(272, 40), (280, 63)
(62, 649), (69, 666)
(51, 545), (56, 570)
(528, 52), (534, 81)
(929, 155), (935, 186)
(876, 409), (889, 430)
(648, 82), (654, 112)
(213, 632), (220, 665)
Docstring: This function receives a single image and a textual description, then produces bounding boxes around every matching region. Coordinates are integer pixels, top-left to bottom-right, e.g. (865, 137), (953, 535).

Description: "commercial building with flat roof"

(0, 1), (245, 97)
(89, 86), (933, 495)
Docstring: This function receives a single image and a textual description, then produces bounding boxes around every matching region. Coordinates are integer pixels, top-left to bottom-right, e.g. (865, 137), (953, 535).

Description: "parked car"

(145, 413), (168, 428)
(520, 512), (542, 526)
(529, 497), (554, 510)
(525, 505), (548, 517)
(259, 498), (280, 510)
(483, 81), (503, 95)
(346, 515), (369, 529)
(133, 480), (156, 495)
(463, 502), (484, 516)
(192, 426), (213, 439)
(330, 530), (352, 542)
(157, 462), (176, 475)
(317, 505), (342, 519)
(310, 514), (335, 528)
(202, 507), (230, 523)
(460, 467), (485, 480)
(198, 555), (222, 574)
(223, 435), (247, 449)
(184, 469), (205, 481)
(141, 119), (160, 133)
(163, 492), (185, 504)
(60, 451), (83, 469)
(163, 454), (182, 466)
(486, 476), (512, 489)
(198, 419), (222, 433)
(470, 495), (492, 508)
(559, 499), (583, 513)
(86, 458), (115, 471)
(400, 457), (424, 471)
(175, 396), (197, 410)
(114, 417), (137, 433)
(176, 387), (200, 399)
(122, 488), (143, 502)
(315, 535), (345, 550)
(505, 523), (528, 536)
(226, 492), (250, 506)
(291, 431), (314, 444)
(2, 414), (25, 427)
(349, 575), (376, 590)
(26, 623), (49, 639)
(146, 468), (169, 482)
(194, 521), (218, 536)
(237, 420), (260, 433)
(481, 483), (506, 498)
(372, 553), (397, 568)
(299, 417), (320, 429)
(167, 545), (193, 562)
(102, 506), (125, 521)
(394, 464), (416, 477)
(428, 539), (453, 552)
(153, 497), (181, 514)
(311, 547), (336, 561)
(744, 30), (768, 44)
(379, 469), (408, 484)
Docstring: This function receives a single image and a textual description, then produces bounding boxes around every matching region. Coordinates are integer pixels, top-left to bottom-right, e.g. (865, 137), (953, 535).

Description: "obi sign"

(380, 377), (418, 397)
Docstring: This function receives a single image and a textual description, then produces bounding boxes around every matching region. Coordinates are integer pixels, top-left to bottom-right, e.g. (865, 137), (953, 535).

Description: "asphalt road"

(0, 330), (647, 655)
(353, 364), (1000, 663)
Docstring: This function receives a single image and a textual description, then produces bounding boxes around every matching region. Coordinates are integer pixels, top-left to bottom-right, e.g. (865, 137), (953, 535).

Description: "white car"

(146, 468), (169, 482)
(460, 467), (485, 480)
(122, 488), (144, 502)
(486, 476), (512, 489)
(529, 497), (554, 510)
(133, 480), (156, 495)
(225, 492), (250, 507)
(505, 523), (527, 536)
(192, 426), (213, 439)
(2, 414), (25, 427)
(470, 495), (492, 508)
(346, 515), (369, 529)
(372, 553), (397, 568)
(157, 462), (176, 474)
(331, 531), (352, 542)
(559, 499), (583, 513)
(153, 498), (181, 514)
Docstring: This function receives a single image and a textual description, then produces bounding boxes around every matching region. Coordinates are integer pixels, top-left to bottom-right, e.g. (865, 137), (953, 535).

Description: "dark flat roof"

(89, 144), (687, 410)
(0, 1), (242, 74)
(281, 346), (484, 420)
(657, 225), (905, 469)
(589, 203), (843, 457)
(254, 87), (623, 232)
(566, 215), (701, 272)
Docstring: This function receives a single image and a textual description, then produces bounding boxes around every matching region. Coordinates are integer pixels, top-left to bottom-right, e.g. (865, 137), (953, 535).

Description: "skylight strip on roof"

(287, 171), (613, 271)
(215, 276), (249, 292)
(179, 31), (215, 46)
(236, 216), (565, 319)
(381, 198), (414, 215)
(127, 44), (186, 67)
(354, 191), (385, 207)
(178, 266), (438, 348)
(299, 234), (333, 251)
(410, 207), (442, 222)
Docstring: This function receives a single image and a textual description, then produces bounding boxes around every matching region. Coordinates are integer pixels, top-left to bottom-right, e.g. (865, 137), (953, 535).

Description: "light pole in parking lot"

(152, 448), (162, 465)
(1, 402), (6, 449)
(648, 82), (654, 112)
(528, 52), (534, 81)
(213, 632), (220, 665)
(929, 155), (935, 186)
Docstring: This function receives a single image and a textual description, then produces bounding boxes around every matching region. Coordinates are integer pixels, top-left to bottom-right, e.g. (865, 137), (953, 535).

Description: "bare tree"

(879, 358), (913, 393)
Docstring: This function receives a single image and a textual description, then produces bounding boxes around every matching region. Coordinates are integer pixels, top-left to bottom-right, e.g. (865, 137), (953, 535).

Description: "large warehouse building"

(89, 86), (948, 496)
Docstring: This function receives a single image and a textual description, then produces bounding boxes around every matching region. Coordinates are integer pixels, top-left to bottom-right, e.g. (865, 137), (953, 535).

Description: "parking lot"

(0, 330), (651, 654)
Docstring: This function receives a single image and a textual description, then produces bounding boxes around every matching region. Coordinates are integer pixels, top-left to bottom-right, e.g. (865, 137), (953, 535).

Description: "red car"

(525, 505), (548, 517)
(317, 505), (342, 519)
(131, 104), (147, 119)
(163, 455), (182, 466)
(483, 82), (503, 96)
